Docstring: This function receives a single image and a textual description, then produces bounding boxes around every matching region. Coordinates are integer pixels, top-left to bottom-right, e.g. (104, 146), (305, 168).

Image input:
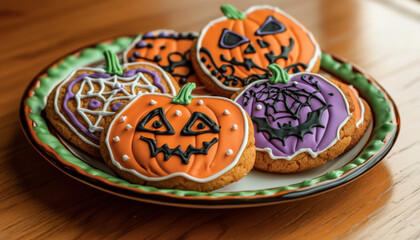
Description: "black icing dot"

(207, 64), (212, 69)
(197, 123), (206, 129)
(201, 57), (207, 63)
(133, 51), (140, 58)
(187, 33), (195, 38)
(154, 55), (162, 62)
(223, 80), (230, 86)
(152, 120), (163, 128)
(211, 70), (218, 76)
(220, 66), (227, 73)
(128, 56), (136, 62)
(328, 93), (334, 96)
(217, 76), (222, 80)
(179, 77), (187, 84)
(160, 45), (166, 50)
(232, 80), (238, 86)
(147, 43), (154, 48)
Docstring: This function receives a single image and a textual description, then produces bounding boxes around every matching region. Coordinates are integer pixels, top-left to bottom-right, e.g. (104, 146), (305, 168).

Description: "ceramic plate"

(19, 36), (400, 208)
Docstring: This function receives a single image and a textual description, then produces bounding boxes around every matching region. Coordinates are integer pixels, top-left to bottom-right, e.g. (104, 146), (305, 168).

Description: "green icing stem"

(104, 50), (123, 75)
(25, 47), (396, 198)
(220, 4), (246, 20)
(171, 83), (196, 105)
(268, 63), (289, 84)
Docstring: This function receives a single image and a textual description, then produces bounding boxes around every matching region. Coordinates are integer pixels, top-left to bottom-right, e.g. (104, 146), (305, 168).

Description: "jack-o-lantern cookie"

(233, 64), (356, 173)
(124, 30), (209, 95)
(341, 83), (372, 150)
(192, 4), (321, 97)
(100, 83), (255, 191)
(46, 50), (179, 156)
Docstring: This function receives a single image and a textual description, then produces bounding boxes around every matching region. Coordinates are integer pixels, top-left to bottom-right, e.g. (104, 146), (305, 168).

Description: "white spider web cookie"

(46, 50), (179, 156)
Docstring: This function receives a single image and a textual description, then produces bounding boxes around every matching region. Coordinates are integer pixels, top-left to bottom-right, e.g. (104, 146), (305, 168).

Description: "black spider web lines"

(242, 75), (329, 123)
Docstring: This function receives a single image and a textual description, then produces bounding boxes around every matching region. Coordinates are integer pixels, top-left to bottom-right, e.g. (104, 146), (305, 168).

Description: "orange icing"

(341, 83), (362, 125)
(197, 6), (320, 89)
(125, 32), (209, 95)
(106, 94), (247, 180)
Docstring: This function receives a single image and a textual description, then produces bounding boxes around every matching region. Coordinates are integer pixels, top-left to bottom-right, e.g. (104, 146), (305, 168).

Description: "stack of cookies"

(46, 4), (371, 192)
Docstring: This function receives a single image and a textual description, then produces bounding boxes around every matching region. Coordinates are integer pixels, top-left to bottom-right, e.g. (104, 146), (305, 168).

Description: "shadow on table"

(9, 126), (393, 239)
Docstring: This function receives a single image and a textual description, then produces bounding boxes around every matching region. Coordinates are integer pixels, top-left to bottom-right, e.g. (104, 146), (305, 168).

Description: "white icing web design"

(76, 73), (158, 133)
(54, 62), (177, 149)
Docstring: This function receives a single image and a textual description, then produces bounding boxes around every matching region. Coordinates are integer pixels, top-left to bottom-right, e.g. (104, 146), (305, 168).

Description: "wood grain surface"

(1, 0), (420, 239)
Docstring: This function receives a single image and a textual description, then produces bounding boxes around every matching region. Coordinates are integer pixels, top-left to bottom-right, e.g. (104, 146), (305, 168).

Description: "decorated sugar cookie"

(46, 50), (179, 156)
(341, 83), (372, 150)
(124, 30), (209, 95)
(233, 64), (356, 173)
(192, 4), (321, 97)
(100, 83), (255, 191)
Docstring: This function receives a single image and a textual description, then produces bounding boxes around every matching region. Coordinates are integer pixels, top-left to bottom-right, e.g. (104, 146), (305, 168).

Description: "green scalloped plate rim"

(19, 36), (400, 208)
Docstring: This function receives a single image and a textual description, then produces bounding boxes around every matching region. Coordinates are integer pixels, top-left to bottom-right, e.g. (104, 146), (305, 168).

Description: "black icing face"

(135, 107), (220, 164)
(218, 15), (286, 53)
(181, 112), (220, 136)
(255, 16), (286, 36)
(135, 107), (175, 135)
(199, 15), (306, 87)
(127, 33), (197, 85)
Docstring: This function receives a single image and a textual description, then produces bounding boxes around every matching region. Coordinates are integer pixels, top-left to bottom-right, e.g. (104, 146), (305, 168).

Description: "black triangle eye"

(136, 107), (175, 135)
(219, 28), (250, 49)
(181, 112), (220, 136)
(255, 16), (286, 36)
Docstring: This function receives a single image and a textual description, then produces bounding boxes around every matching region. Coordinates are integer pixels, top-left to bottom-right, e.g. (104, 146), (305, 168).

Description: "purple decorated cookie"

(234, 64), (354, 172)
(45, 50), (179, 156)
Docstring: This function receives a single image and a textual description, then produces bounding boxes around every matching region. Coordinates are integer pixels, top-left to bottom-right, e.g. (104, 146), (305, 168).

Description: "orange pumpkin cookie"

(233, 64), (356, 173)
(100, 83), (255, 191)
(46, 50), (179, 156)
(124, 30), (210, 95)
(342, 84), (372, 150)
(192, 4), (321, 97)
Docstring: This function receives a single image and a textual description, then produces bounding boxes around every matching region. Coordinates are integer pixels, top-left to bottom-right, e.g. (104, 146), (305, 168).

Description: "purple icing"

(135, 40), (147, 48)
(111, 102), (124, 112)
(255, 16), (286, 36)
(88, 99), (101, 109)
(62, 67), (166, 142)
(122, 68), (166, 93)
(143, 32), (154, 37)
(158, 32), (168, 37)
(235, 74), (349, 158)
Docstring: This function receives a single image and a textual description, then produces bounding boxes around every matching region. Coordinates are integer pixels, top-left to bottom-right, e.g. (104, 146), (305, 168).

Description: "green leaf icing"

(171, 83), (196, 105)
(268, 63), (289, 84)
(104, 50), (123, 75)
(23, 39), (397, 199)
(220, 4), (246, 20)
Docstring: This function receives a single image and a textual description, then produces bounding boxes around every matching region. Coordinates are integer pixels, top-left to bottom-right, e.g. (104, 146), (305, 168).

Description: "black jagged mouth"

(139, 136), (218, 165)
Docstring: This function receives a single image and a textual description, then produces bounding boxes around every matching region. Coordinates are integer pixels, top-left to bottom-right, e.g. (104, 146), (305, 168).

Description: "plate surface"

(20, 36), (400, 208)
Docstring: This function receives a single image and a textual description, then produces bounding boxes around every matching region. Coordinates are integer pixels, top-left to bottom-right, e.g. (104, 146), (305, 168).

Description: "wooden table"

(1, 0), (419, 238)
